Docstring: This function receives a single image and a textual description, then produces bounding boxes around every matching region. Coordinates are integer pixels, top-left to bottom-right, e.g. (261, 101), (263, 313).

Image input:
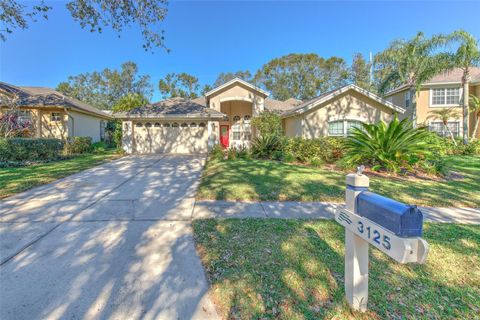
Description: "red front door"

(220, 125), (229, 148)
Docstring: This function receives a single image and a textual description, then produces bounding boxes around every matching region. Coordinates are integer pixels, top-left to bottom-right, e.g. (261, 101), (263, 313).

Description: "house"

(116, 78), (405, 154)
(384, 67), (480, 139)
(0, 82), (113, 142)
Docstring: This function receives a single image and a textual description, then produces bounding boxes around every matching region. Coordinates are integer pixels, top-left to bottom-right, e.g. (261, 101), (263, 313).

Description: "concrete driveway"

(0, 155), (219, 320)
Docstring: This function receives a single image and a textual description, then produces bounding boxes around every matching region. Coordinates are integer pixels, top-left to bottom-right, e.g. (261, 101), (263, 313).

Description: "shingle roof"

(0, 82), (112, 119)
(115, 97), (225, 119)
(264, 98), (302, 113)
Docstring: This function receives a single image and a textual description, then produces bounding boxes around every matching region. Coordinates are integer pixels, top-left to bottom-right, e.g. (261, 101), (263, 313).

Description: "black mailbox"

(356, 191), (423, 237)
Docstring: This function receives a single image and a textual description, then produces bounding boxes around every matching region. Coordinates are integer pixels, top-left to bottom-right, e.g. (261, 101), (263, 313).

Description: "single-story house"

(0, 82), (113, 142)
(116, 78), (405, 154)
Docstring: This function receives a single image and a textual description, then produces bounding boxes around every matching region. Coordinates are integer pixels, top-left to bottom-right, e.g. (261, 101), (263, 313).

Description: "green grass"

(193, 219), (480, 319)
(0, 150), (122, 198)
(197, 155), (480, 207)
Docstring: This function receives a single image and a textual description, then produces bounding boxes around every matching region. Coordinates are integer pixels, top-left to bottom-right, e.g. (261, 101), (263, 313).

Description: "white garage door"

(133, 121), (208, 154)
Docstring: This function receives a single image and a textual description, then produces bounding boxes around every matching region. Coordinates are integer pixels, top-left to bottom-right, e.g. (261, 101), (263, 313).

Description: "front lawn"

(197, 155), (480, 207)
(193, 219), (480, 319)
(0, 150), (122, 198)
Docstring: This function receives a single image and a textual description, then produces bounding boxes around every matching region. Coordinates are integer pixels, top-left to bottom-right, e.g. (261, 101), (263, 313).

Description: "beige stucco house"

(385, 67), (480, 139)
(116, 78), (405, 154)
(0, 82), (112, 142)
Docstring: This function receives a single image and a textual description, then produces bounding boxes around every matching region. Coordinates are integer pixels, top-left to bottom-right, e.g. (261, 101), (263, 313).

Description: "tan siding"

(39, 109), (68, 139)
(301, 91), (395, 138)
(284, 117), (302, 137)
(69, 111), (102, 142)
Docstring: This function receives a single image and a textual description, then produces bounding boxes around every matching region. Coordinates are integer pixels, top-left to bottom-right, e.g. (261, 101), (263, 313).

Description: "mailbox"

(356, 191), (423, 237)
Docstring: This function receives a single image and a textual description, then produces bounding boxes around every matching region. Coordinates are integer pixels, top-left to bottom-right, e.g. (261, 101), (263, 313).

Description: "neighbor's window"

(154, 122), (161, 127)
(190, 122), (197, 127)
(145, 122), (152, 128)
(198, 122), (206, 128)
(431, 87), (461, 106)
(180, 123), (188, 128)
(429, 121), (460, 137)
(172, 122), (179, 127)
(51, 112), (61, 122)
(162, 122), (171, 127)
(328, 121), (344, 136)
(135, 122), (143, 127)
(404, 91), (411, 107)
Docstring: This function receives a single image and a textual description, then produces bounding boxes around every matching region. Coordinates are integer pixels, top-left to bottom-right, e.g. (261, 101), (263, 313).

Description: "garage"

(116, 97), (225, 154)
(133, 121), (209, 154)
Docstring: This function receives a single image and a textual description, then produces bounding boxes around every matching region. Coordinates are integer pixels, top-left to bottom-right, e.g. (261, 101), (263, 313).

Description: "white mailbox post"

(336, 168), (429, 312)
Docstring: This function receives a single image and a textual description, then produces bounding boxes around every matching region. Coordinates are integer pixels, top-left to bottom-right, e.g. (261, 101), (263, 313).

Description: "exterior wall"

(122, 121), (133, 153)
(283, 116), (303, 137)
(387, 84), (480, 138)
(298, 91), (395, 139)
(207, 83), (265, 115)
(219, 100), (254, 148)
(39, 109), (69, 139)
(69, 111), (103, 142)
(132, 120), (209, 154)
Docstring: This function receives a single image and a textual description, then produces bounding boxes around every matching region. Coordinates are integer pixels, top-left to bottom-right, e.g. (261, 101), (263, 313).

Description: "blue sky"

(1, 1), (479, 101)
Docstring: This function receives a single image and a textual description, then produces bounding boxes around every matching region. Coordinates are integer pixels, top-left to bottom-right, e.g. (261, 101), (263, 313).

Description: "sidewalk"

(193, 200), (480, 224)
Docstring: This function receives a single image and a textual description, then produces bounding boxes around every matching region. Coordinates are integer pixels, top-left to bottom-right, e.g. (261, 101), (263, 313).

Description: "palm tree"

(470, 94), (480, 140)
(449, 30), (480, 143)
(428, 108), (460, 145)
(376, 32), (451, 127)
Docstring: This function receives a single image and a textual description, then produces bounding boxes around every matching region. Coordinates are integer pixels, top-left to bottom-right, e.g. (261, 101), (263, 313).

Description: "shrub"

(91, 141), (109, 153)
(251, 111), (283, 137)
(0, 138), (63, 162)
(464, 139), (480, 155)
(283, 137), (346, 164)
(345, 116), (431, 173)
(63, 137), (92, 155)
(251, 135), (284, 159)
(209, 144), (225, 161)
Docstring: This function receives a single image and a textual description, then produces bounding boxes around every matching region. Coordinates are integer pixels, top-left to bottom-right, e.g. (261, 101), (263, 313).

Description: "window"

(232, 115), (240, 123)
(232, 124), (241, 140)
(244, 123), (252, 140)
(198, 122), (206, 128)
(244, 115), (251, 122)
(172, 122), (179, 127)
(162, 122), (171, 127)
(431, 87), (461, 106)
(180, 123), (188, 128)
(18, 110), (32, 124)
(328, 121), (344, 136)
(145, 122), (152, 128)
(135, 122), (143, 127)
(154, 122), (161, 127)
(404, 91), (411, 108)
(346, 120), (362, 135)
(51, 112), (61, 122)
(190, 122), (197, 127)
(329, 120), (364, 136)
(429, 121), (460, 137)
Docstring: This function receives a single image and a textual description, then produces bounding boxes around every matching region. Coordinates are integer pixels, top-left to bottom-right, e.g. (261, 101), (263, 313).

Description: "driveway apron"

(0, 154), (219, 320)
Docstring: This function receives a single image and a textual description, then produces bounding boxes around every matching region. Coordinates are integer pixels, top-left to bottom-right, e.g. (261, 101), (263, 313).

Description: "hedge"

(283, 136), (346, 163)
(63, 136), (93, 155)
(0, 138), (64, 162)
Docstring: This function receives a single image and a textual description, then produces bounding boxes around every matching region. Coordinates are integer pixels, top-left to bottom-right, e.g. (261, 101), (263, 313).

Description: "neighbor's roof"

(114, 97), (226, 119)
(0, 82), (112, 119)
(282, 84), (405, 118)
(204, 78), (270, 98)
(385, 67), (480, 96)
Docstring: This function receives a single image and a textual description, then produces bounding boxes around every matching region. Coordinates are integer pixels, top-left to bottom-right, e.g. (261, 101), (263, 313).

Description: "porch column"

(122, 121), (133, 154)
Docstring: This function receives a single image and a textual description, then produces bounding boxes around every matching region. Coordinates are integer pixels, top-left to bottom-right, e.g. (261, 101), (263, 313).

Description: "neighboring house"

(116, 78), (405, 154)
(0, 82), (112, 142)
(384, 67), (480, 139)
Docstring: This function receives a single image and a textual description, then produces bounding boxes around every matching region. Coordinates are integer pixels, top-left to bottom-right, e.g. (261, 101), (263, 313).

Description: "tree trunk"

(445, 123), (458, 146)
(410, 87), (417, 127)
(472, 113), (479, 140)
(462, 72), (470, 144)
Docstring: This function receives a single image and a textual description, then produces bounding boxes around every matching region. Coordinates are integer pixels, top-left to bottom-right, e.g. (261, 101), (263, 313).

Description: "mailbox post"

(344, 172), (370, 311)
(336, 168), (429, 312)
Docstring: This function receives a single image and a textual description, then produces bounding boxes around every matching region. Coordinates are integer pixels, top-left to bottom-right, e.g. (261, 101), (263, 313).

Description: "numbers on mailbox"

(357, 221), (391, 250)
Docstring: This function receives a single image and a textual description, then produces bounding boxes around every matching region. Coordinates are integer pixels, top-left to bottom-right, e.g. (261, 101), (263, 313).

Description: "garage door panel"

(133, 124), (208, 154)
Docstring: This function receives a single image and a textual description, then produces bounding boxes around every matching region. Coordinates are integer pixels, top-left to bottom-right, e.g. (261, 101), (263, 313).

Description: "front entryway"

(220, 125), (229, 148)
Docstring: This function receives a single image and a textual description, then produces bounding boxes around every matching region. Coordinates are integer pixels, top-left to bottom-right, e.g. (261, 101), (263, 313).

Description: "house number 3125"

(357, 221), (391, 250)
